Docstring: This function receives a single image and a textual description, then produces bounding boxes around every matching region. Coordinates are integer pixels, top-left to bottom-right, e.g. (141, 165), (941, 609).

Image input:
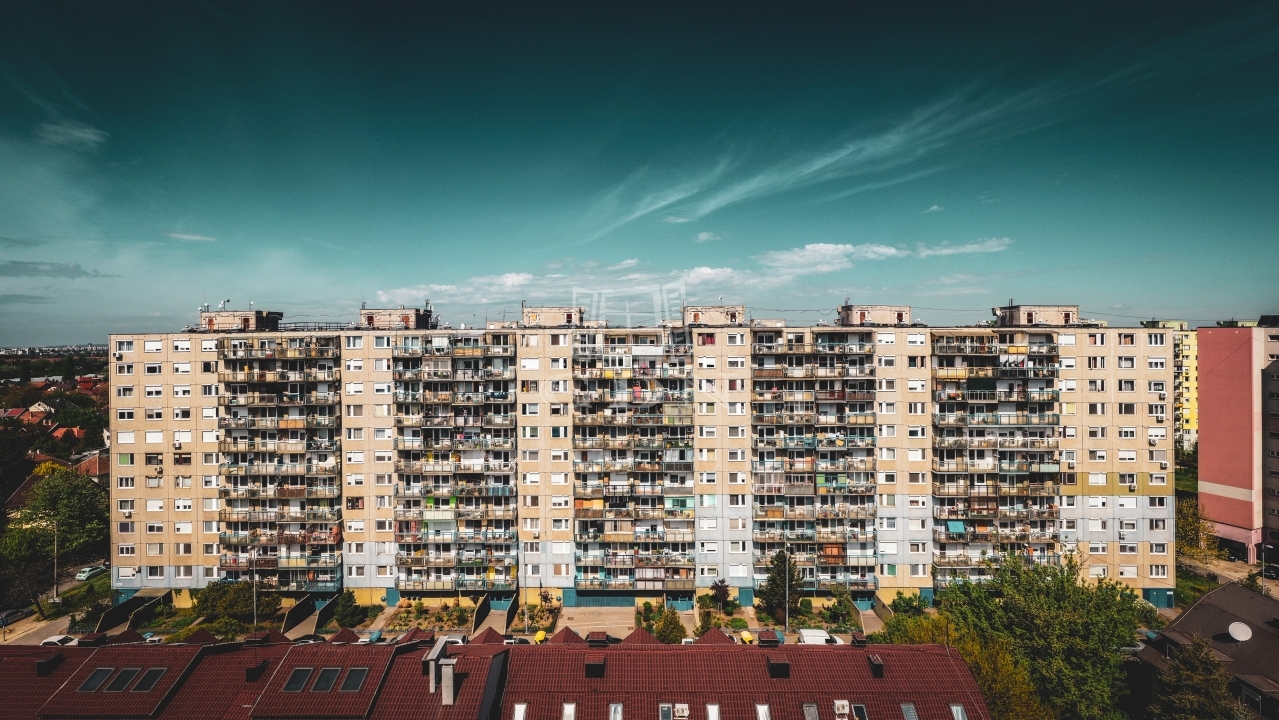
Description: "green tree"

(0, 525), (57, 617)
(880, 613), (1053, 720)
(332, 590), (366, 628)
(654, 606), (687, 644)
(1239, 571), (1270, 597)
(756, 550), (802, 621)
(709, 578), (731, 610)
(888, 590), (927, 617)
(940, 556), (1159, 720)
(694, 607), (713, 637)
(1176, 498), (1224, 563)
(15, 468), (108, 563)
(194, 579), (279, 622)
(825, 585), (855, 626)
(1149, 635), (1243, 720)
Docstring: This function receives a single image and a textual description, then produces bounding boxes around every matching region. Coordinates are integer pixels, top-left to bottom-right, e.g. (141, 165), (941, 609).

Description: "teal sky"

(2, 1), (1278, 344)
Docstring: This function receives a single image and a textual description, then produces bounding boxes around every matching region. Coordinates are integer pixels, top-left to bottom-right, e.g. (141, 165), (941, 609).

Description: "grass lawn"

(1175, 469), (1198, 495)
(42, 572), (112, 619)
(1175, 565), (1220, 609)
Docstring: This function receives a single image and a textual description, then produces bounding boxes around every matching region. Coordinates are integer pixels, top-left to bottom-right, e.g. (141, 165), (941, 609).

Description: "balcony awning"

(946, 520), (965, 534)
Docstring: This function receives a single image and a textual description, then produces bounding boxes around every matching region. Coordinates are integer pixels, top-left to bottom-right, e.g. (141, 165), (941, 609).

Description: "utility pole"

(52, 518), (59, 603)
(252, 546), (258, 627)
(784, 551), (789, 635)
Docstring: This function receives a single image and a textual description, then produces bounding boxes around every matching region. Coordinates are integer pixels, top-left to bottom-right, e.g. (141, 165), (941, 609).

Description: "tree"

(888, 590), (927, 617)
(756, 550), (802, 621)
(694, 607), (713, 637)
(17, 468), (109, 564)
(825, 585), (855, 627)
(1149, 635), (1243, 720)
(194, 579), (279, 622)
(940, 555), (1160, 720)
(1239, 571), (1270, 597)
(0, 524), (58, 617)
(709, 578), (731, 610)
(654, 606), (687, 644)
(880, 613), (1052, 720)
(332, 590), (366, 628)
(1176, 498), (1224, 563)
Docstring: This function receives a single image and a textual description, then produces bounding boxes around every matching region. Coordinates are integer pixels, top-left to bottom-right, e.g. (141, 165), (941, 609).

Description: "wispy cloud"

(755, 243), (907, 275)
(922, 204), (943, 214)
(0, 235), (49, 248)
(35, 121), (107, 149)
(0, 294), (52, 305)
(916, 237), (1012, 257)
(0, 260), (113, 278)
(610, 258), (639, 269)
(695, 231), (722, 243)
(167, 231), (218, 242)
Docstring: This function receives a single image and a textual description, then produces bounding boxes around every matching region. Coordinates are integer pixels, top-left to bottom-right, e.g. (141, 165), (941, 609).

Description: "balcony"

(932, 343), (998, 356)
(394, 484), (452, 498)
(396, 554), (457, 567)
(393, 507), (456, 521)
(574, 578), (637, 590)
(392, 368), (452, 380)
(218, 345), (339, 360)
(815, 458), (876, 472)
(219, 462), (339, 477)
(966, 413), (1060, 427)
(218, 439), (309, 454)
(395, 460), (455, 473)
(218, 554), (279, 570)
(931, 458), (997, 473)
(396, 579), (456, 591)
(277, 553), (342, 568)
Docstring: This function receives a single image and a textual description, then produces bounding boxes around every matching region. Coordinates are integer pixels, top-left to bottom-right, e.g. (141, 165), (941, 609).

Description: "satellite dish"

(1228, 622), (1252, 642)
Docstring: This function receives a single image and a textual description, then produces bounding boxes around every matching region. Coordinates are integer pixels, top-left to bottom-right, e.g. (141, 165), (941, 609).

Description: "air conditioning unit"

(1156, 415), (1165, 423)
(1067, 461), (1076, 469)
(1160, 462), (1168, 470)
(675, 706), (690, 718)
(114, 353), (123, 361)
(833, 701), (850, 719)
(1149, 439), (1158, 446)
(1158, 392), (1166, 400)
(173, 441), (182, 449)
(122, 510), (132, 518)
(532, 532), (540, 539)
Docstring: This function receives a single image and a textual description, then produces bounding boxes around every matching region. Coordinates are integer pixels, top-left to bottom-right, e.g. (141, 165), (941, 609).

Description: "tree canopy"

(1149, 635), (1243, 720)
(654, 606), (688, 644)
(755, 550), (802, 621)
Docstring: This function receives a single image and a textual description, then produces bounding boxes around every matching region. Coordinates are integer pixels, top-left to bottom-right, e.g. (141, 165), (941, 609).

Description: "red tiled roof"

(397, 628), (435, 644)
(328, 627), (362, 643)
(251, 643), (398, 719)
(470, 627), (506, 645)
(158, 644), (292, 720)
(75, 453), (109, 477)
(585, 632), (608, 642)
(105, 629), (145, 645)
(620, 628), (662, 645)
(694, 628), (735, 645)
(546, 627), (585, 645)
(245, 630), (293, 644)
(0, 647), (95, 720)
(39, 645), (204, 719)
(368, 646), (499, 720)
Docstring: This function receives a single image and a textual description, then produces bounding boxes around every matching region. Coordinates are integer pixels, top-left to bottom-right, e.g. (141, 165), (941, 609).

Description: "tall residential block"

(106, 301), (1177, 610)
(1143, 320), (1198, 449)
(1197, 317), (1279, 562)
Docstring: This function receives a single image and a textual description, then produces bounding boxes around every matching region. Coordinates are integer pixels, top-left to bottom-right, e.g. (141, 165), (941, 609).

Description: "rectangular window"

(345, 336), (363, 349)
(727, 357), (745, 368)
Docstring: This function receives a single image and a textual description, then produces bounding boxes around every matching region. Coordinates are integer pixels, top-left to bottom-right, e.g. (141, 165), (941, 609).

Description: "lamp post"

(252, 546), (258, 627)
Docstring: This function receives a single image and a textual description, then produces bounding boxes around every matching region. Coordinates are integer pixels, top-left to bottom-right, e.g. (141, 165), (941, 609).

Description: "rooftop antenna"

(1228, 622), (1252, 643)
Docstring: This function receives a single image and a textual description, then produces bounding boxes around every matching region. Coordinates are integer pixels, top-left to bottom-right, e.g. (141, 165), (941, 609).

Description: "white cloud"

(695, 231), (722, 243)
(167, 232), (218, 242)
(755, 243), (907, 275)
(610, 258), (639, 269)
(35, 121), (107, 149)
(922, 204), (943, 213)
(916, 237), (1013, 258)
(663, 216), (691, 223)
(680, 266), (741, 286)
(486, 272), (533, 288)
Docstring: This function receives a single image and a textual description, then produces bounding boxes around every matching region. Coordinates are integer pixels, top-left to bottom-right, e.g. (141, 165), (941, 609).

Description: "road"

(0, 560), (107, 645)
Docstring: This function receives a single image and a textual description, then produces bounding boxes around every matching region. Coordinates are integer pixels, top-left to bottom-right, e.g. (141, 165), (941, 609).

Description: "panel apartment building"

(106, 301), (1176, 610)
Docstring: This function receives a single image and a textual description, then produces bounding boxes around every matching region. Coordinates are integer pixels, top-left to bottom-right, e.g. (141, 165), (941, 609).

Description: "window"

(901, 705), (919, 720)
(78, 668), (116, 692)
(1148, 357), (1165, 369)
(727, 357), (745, 368)
(697, 356), (716, 368)
(284, 668), (314, 692)
(1087, 357), (1106, 369)
(1151, 543), (1167, 554)
(311, 668), (341, 692)
(1150, 565), (1168, 578)
(950, 704), (969, 720)
(564, 704), (577, 720)
(144, 340), (162, 352)
(116, 340), (135, 352)
(133, 668), (166, 692)
(345, 336), (363, 349)
(1087, 333), (1106, 346)
(118, 544), (136, 556)
(698, 426), (716, 438)
(878, 402), (896, 414)
(877, 355), (895, 367)
(698, 402), (715, 415)
(756, 705), (771, 720)
(1148, 496), (1167, 508)
(1147, 333), (1166, 346)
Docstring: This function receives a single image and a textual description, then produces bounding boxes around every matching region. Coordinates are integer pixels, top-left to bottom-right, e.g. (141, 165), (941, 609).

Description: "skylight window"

(706, 706), (720, 720)
(283, 668), (313, 692)
(105, 668), (140, 692)
(340, 668), (369, 692)
(133, 668), (167, 692)
(610, 704), (624, 720)
(900, 704), (919, 720)
(312, 668), (341, 692)
(803, 704), (819, 720)
(660, 705), (673, 720)
(78, 668), (114, 692)
(950, 705), (968, 720)
(757, 705), (771, 720)
(563, 703), (576, 720)
(514, 704), (528, 720)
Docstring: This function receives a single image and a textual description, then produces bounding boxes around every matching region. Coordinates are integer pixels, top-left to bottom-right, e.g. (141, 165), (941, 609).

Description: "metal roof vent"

(867, 654), (885, 678)
(766, 653), (790, 678)
(585, 653), (606, 678)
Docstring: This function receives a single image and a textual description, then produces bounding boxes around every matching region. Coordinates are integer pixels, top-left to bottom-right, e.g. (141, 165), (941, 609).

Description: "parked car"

(41, 635), (78, 646)
(75, 566), (108, 581)
(1262, 565), (1279, 580)
(293, 634), (326, 644)
(797, 629), (843, 645)
(0, 608), (35, 627)
(503, 635), (530, 645)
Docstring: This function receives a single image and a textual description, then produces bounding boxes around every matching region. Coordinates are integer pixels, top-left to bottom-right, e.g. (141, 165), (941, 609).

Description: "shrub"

(729, 617), (748, 630)
(799, 598), (813, 615)
(654, 607), (687, 644)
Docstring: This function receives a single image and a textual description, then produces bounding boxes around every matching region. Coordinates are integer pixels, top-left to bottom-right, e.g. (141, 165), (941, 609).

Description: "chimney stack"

(440, 658), (458, 706)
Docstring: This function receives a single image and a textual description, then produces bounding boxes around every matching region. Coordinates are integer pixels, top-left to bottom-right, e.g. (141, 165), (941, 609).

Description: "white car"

(40, 635), (78, 647)
(797, 629), (844, 645)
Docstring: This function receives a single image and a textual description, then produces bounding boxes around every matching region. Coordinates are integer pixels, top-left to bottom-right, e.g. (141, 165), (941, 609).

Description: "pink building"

(1197, 319), (1279, 563)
